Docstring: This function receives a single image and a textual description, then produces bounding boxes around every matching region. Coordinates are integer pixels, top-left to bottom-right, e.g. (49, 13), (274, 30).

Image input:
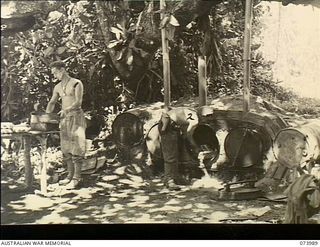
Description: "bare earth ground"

(1, 161), (286, 225)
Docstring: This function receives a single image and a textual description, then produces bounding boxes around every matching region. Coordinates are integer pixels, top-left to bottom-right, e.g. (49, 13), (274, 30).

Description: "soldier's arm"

(160, 113), (170, 132)
(46, 85), (59, 113)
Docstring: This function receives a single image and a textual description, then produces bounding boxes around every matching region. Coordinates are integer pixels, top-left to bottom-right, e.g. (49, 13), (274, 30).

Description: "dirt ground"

(1, 160), (287, 225)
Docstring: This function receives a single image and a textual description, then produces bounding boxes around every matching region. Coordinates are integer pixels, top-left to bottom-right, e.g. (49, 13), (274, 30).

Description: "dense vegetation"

(1, 0), (319, 123)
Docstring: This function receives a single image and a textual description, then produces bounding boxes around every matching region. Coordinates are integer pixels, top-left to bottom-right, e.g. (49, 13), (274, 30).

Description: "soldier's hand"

(58, 110), (66, 118)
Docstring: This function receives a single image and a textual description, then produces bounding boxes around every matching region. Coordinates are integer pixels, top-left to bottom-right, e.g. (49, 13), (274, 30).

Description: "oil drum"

(145, 123), (162, 160)
(192, 124), (220, 162)
(111, 112), (144, 148)
(224, 127), (264, 167)
(273, 121), (320, 169)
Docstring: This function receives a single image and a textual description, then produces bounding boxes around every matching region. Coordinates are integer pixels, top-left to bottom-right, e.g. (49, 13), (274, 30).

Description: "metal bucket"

(30, 112), (59, 131)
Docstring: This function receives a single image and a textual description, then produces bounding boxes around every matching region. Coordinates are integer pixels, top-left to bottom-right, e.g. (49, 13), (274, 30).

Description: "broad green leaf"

(110, 27), (123, 40)
(116, 24), (123, 31)
(32, 32), (39, 44)
(107, 40), (122, 49)
(116, 32), (121, 41)
(127, 55), (133, 66)
(169, 15), (180, 27)
(43, 47), (54, 57)
(48, 11), (64, 24)
(89, 65), (95, 79)
(46, 32), (53, 39)
(116, 50), (124, 61)
(57, 46), (66, 55)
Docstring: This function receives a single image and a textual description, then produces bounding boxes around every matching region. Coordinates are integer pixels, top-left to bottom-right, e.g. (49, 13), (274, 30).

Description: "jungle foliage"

(1, 0), (298, 122)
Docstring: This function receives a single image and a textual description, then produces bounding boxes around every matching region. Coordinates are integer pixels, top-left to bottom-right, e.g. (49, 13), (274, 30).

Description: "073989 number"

(300, 241), (319, 245)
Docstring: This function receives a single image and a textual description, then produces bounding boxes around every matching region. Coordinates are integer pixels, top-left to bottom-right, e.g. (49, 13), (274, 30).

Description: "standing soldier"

(46, 61), (86, 189)
(158, 106), (198, 189)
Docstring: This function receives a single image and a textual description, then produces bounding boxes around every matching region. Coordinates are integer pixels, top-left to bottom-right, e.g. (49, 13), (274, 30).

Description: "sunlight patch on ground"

(175, 194), (187, 199)
(148, 205), (182, 213)
(183, 204), (193, 209)
(75, 215), (90, 220)
(55, 203), (78, 212)
(235, 206), (271, 217)
(9, 195), (54, 211)
(96, 182), (115, 189)
(113, 166), (126, 175)
(35, 211), (70, 224)
(127, 201), (143, 207)
(193, 209), (206, 213)
(8, 203), (24, 210)
(14, 210), (29, 215)
(208, 211), (229, 223)
(108, 197), (119, 202)
(113, 203), (124, 210)
(100, 208), (122, 217)
(72, 188), (96, 199)
(132, 195), (150, 203)
(191, 177), (223, 189)
(110, 191), (130, 198)
(193, 217), (205, 222)
(101, 175), (119, 182)
(118, 179), (143, 188)
(139, 203), (157, 208)
(165, 199), (181, 205)
(195, 203), (211, 209)
(127, 174), (144, 183)
(224, 203), (238, 208)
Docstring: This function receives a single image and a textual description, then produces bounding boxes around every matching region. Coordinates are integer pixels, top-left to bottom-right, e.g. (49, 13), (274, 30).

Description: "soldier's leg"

(161, 131), (179, 186)
(59, 153), (74, 185)
(72, 155), (83, 181)
(65, 155), (83, 189)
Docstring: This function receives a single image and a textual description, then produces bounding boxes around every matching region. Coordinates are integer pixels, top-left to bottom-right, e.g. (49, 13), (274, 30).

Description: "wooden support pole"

(23, 135), (33, 189)
(160, 0), (171, 107)
(39, 135), (49, 196)
(198, 56), (207, 107)
(243, 0), (253, 113)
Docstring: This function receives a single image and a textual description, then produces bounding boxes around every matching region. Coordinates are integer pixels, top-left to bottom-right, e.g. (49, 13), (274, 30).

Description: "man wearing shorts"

(46, 61), (86, 189)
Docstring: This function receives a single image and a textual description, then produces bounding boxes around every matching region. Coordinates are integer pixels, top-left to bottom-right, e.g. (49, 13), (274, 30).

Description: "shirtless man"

(46, 61), (86, 189)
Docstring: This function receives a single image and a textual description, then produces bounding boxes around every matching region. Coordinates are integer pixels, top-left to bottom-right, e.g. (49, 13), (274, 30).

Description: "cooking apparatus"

(30, 112), (59, 131)
(218, 180), (263, 200)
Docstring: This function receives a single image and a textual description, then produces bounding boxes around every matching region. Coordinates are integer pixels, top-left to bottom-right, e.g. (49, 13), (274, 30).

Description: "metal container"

(224, 127), (264, 167)
(30, 112), (59, 131)
(273, 121), (320, 169)
(111, 112), (144, 148)
(192, 124), (220, 163)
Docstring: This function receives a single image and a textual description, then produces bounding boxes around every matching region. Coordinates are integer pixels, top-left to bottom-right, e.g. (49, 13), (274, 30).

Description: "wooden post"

(23, 135), (33, 189)
(160, 0), (171, 107)
(39, 135), (49, 196)
(198, 56), (207, 107)
(243, 0), (253, 113)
